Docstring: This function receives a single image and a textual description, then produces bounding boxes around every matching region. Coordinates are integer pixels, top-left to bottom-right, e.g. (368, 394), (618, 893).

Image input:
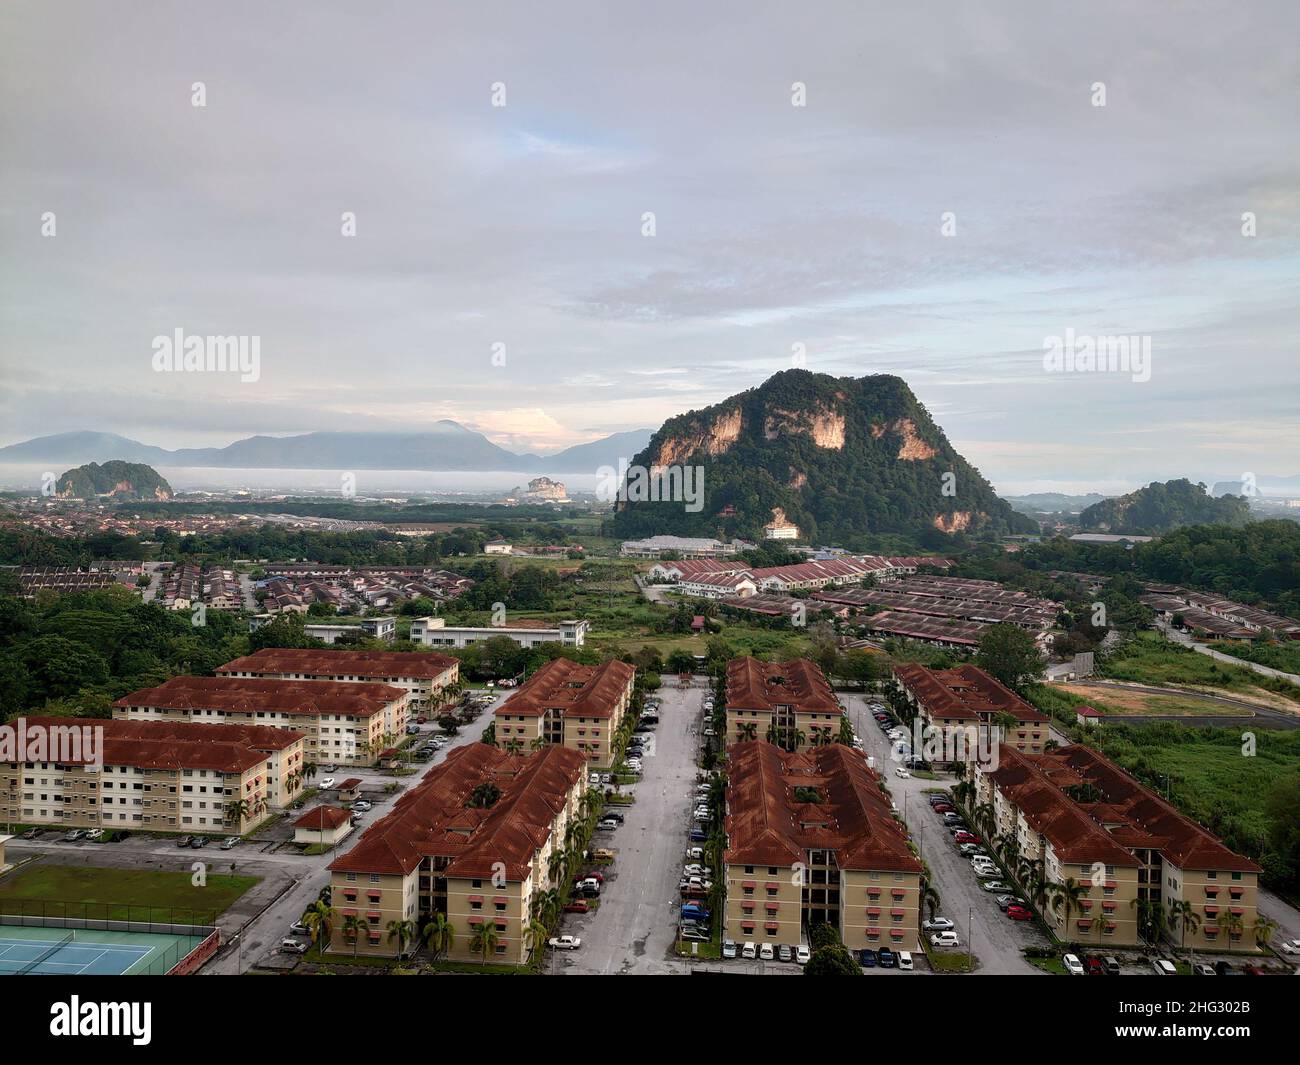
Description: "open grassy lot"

(1052, 683), (1255, 717)
(1101, 632), (1300, 706)
(0, 864), (259, 921)
(1207, 640), (1300, 676)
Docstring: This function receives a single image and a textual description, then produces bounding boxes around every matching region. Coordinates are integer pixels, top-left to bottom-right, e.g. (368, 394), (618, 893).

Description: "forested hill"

(56, 460), (173, 501)
(1078, 478), (1251, 534)
(611, 369), (1036, 545)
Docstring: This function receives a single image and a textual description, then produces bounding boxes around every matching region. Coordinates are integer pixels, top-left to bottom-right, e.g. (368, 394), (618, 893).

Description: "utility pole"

(967, 906), (973, 973)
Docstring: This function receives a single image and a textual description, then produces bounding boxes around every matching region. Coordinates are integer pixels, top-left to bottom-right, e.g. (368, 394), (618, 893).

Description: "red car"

(1085, 955), (1105, 975)
(563, 899), (590, 913)
(579, 871), (605, 884)
(932, 804), (954, 814)
(1006, 905), (1033, 921)
(415, 715), (428, 724)
(953, 832), (980, 844)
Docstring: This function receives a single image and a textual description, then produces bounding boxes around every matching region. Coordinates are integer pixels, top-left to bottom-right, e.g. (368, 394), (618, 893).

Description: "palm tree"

(737, 722), (758, 741)
(1217, 909), (1244, 949)
(1166, 899), (1201, 958)
(1051, 878), (1088, 941)
(1131, 897), (1166, 947)
(532, 888), (561, 929)
(342, 914), (364, 958)
(524, 919), (549, 962)
(302, 898), (337, 958)
(921, 879), (941, 921)
(503, 739), (524, 756)
(303, 761), (318, 784)
(224, 798), (250, 827)
(972, 802), (995, 837)
(420, 913), (455, 961)
(469, 922), (500, 964)
(386, 918), (417, 960)
(1251, 914), (1278, 951)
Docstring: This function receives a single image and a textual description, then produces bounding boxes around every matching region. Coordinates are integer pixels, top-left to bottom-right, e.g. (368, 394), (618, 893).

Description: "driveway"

(843, 695), (1048, 974)
(556, 684), (701, 975)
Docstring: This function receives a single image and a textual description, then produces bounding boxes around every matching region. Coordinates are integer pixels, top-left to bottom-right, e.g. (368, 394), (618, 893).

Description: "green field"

(1100, 632), (1300, 704)
(1207, 640), (1300, 677)
(0, 864), (259, 922)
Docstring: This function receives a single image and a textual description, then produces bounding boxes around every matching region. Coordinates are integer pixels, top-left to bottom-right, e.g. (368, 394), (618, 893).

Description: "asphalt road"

(844, 694), (1050, 974)
(557, 682), (704, 974)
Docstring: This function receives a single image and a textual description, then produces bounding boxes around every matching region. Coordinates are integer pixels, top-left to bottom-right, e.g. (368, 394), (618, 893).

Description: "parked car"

(897, 950), (914, 971)
(548, 935), (582, 950)
(930, 931), (960, 948)
(175, 835), (193, 848)
(877, 947), (897, 968)
(953, 832), (980, 844)
(575, 877), (601, 896)
(63, 829), (86, 842)
(280, 938), (310, 954)
(1103, 956), (1121, 975)
(319, 764), (337, 773)
(795, 944), (811, 965)
(1063, 953), (1085, 975)
(1151, 957), (1177, 976)
(923, 917), (954, 932)
(759, 943), (775, 961)
(894, 767), (910, 779)
(685, 846), (704, 860)
(689, 829), (707, 842)
(777, 943), (793, 963)
(981, 880), (1011, 893)
(597, 818), (620, 831)
(220, 836), (240, 850)
(858, 948), (877, 967)
(20, 828), (40, 840)
(589, 773), (602, 786)
(564, 899), (591, 915)
(680, 925), (710, 942)
(84, 829), (103, 841)
(1085, 955), (1105, 975)
(1278, 939), (1300, 955)
(722, 939), (738, 959)
(995, 895), (1024, 911)
(957, 843), (986, 857)
(591, 848), (615, 861)
(1192, 962), (1217, 976)
(1006, 905), (1033, 921)
(580, 870), (605, 884)
(319, 777), (336, 789)
(741, 941), (757, 960)
(189, 835), (209, 848)
(351, 801), (372, 811)
(289, 921), (311, 936)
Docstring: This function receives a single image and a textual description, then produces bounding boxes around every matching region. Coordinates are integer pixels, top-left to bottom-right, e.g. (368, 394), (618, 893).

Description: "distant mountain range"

(0, 425), (655, 475)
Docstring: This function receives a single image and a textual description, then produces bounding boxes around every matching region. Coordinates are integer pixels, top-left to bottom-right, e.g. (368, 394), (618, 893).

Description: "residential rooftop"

(115, 675), (409, 718)
(217, 647), (458, 680)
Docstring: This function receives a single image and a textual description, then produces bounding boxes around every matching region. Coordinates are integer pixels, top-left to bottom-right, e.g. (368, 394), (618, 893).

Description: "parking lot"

(557, 682), (708, 975)
(844, 694), (1050, 974)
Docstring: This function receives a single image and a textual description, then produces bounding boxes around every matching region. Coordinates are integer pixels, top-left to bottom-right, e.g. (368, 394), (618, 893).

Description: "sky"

(1, 0), (1297, 493)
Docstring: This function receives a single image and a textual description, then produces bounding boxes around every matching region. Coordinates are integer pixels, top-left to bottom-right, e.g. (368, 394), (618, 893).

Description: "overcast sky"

(1, 1), (1297, 492)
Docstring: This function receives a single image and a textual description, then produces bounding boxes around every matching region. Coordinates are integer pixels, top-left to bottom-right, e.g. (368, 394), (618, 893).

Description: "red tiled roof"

(114, 675), (407, 718)
(893, 663), (1048, 724)
(328, 743), (588, 878)
(8, 716), (301, 774)
(494, 658), (635, 720)
(724, 741), (922, 874)
(725, 658), (841, 716)
(295, 806), (353, 830)
(217, 647), (458, 681)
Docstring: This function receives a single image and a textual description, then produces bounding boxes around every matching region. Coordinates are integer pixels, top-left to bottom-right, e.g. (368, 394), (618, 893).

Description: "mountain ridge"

(0, 426), (655, 474)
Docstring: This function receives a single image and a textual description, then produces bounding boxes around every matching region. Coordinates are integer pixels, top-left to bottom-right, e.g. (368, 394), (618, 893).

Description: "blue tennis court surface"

(0, 926), (205, 975)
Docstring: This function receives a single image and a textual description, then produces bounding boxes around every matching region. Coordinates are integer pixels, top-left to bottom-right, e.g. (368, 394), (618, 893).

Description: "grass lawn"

(0, 864), (259, 922)
(1100, 632), (1300, 705)
(930, 951), (973, 972)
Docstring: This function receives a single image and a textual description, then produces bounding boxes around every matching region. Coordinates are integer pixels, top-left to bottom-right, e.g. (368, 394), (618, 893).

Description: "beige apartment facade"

(724, 658), (845, 752)
(0, 717), (302, 835)
(217, 647), (459, 711)
(494, 658), (636, 766)
(113, 676), (411, 771)
(329, 743), (589, 964)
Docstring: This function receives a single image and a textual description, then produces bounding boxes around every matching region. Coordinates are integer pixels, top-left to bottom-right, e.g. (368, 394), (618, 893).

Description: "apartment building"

(0, 717), (302, 834)
(216, 647), (458, 711)
(113, 675), (411, 770)
(724, 741), (923, 952)
(410, 616), (590, 650)
(724, 657), (845, 752)
(494, 658), (636, 765)
(893, 663), (1050, 759)
(975, 744), (1263, 952)
(326, 743), (588, 963)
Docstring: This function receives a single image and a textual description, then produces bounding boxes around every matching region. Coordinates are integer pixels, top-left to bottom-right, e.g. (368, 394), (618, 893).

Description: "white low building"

(410, 616), (590, 649)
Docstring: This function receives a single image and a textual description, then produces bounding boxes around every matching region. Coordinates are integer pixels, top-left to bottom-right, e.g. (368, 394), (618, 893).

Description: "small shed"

(293, 806), (354, 848)
(1075, 705), (1105, 728)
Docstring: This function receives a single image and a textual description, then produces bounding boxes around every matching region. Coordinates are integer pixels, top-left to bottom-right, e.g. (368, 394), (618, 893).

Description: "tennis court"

(0, 925), (205, 976)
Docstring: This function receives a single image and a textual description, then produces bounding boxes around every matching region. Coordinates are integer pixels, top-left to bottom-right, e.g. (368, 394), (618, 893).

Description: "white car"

(1063, 953), (1085, 975)
(84, 829), (104, 841)
(922, 917), (954, 932)
(319, 764), (337, 773)
(759, 943), (775, 961)
(795, 944), (810, 965)
(741, 941), (757, 960)
(930, 931), (960, 948)
(351, 800), (372, 811)
(1151, 957), (1177, 976)
(897, 950), (914, 971)
(280, 938), (310, 954)
(685, 846), (705, 860)
(220, 836), (240, 850)
(319, 777), (336, 789)
(548, 935), (582, 950)
(589, 773), (602, 786)
(894, 767), (910, 779)
(1278, 939), (1300, 955)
